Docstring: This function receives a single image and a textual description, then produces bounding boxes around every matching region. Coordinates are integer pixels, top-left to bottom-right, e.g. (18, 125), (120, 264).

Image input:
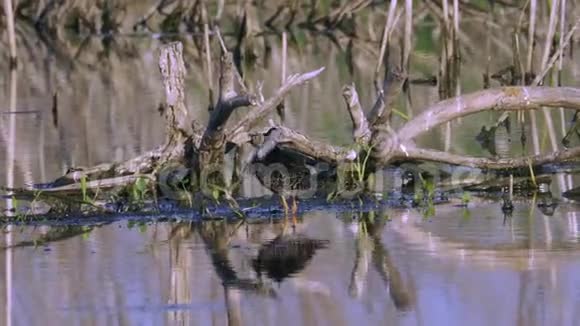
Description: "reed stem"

(202, 1), (214, 110)
(4, 0), (17, 68)
(375, 0), (398, 93)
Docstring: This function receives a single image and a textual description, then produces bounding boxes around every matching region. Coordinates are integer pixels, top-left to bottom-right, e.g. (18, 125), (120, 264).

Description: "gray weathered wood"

(159, 42), (199, 144)
(343, 84), (371, 144)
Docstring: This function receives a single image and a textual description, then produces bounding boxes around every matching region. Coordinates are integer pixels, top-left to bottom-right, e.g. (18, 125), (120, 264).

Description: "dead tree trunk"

(40, 43), (201, 190)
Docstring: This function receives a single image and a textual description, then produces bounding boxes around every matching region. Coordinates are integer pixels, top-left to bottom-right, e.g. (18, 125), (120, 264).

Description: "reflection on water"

(1, 204), (580, 325)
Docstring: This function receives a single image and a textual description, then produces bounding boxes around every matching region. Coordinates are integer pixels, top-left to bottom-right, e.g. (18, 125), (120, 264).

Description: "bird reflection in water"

(253, 233), (329, 283)
(536, 183), (558, 217)
(184, 215), (330, 289)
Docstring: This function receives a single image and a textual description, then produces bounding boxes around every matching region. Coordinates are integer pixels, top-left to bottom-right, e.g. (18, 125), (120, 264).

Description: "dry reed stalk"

(402, 0), (413, 118)
(374, 0), (398, 93)
(526, 0), (540, 154)
(3, 0), (17, 68)
(282, 31), (287, 86)
(216, 0), (225, 21)
(484, 2), (493, 89)
(558, 0), (567, 137)
(4, 68), (18, 324)
(533, 18), (580, 84)
(441, 0), (451, 149)
(540, 0), (560, 69)
(538, 0), (560, 153)
(452, 0), (460, 83)
(277, 31), (288, 123)
(526, 0), (537, 73)
(452, 0), (461, 119)
(442, 0), (450, 29)
(202, 1), (214, 110)
(452, 0), (459, 37)
(402, 0), (412, 70)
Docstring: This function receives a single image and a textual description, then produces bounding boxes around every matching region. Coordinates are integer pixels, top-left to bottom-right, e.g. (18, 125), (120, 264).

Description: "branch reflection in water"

(346, 210), (414, 311)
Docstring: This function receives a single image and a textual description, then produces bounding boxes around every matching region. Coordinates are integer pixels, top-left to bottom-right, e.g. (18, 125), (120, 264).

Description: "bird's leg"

(279, 194), (290, 233)
(291, 196), (298, 214)
(291, 196), (298, 227)
(280, 194), (289, 217)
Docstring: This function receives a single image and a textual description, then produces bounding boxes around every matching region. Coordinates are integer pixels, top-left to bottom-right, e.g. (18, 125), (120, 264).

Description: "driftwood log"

(31, 41), (580, 207)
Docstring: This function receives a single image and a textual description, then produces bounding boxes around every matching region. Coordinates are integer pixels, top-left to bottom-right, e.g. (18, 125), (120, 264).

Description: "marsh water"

(3, 20), (580, 326)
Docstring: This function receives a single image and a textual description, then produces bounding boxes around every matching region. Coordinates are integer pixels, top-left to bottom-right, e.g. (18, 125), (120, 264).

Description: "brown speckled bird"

(251, 131), (336, 219)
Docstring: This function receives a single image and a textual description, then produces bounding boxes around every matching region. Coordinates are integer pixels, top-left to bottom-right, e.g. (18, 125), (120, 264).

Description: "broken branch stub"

(204, 53), (256, 137)
(218, 51), (237, 103)
(343, 84), (371, 144)
(368, 66), (406, 127)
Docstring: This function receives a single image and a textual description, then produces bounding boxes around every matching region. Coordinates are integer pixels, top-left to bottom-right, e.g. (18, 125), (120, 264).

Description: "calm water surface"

(2, 29), (580, 325)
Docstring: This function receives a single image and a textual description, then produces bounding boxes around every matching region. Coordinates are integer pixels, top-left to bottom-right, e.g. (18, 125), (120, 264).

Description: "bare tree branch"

(228, 67), (326, 145)
(397, 146), (580, 169)
(252, 126), (356, 164)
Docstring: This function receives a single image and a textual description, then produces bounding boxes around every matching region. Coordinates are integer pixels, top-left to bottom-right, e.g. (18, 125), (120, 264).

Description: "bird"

(249, 128), (336, 221)
(253, 146), (315, 219)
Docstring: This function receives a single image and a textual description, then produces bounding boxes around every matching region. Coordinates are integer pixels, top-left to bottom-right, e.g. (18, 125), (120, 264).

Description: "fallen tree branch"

(252, 125), (356, 164)
(396, 146), (580, 169)
(35, 175), (153, 194)
(397, 87), (580, 142)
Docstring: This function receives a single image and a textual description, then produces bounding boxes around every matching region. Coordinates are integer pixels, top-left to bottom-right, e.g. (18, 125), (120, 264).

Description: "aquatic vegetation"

(461, 192), (472, 206)
(80, 175), (89, 203)
(131, 177), (150, 205)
